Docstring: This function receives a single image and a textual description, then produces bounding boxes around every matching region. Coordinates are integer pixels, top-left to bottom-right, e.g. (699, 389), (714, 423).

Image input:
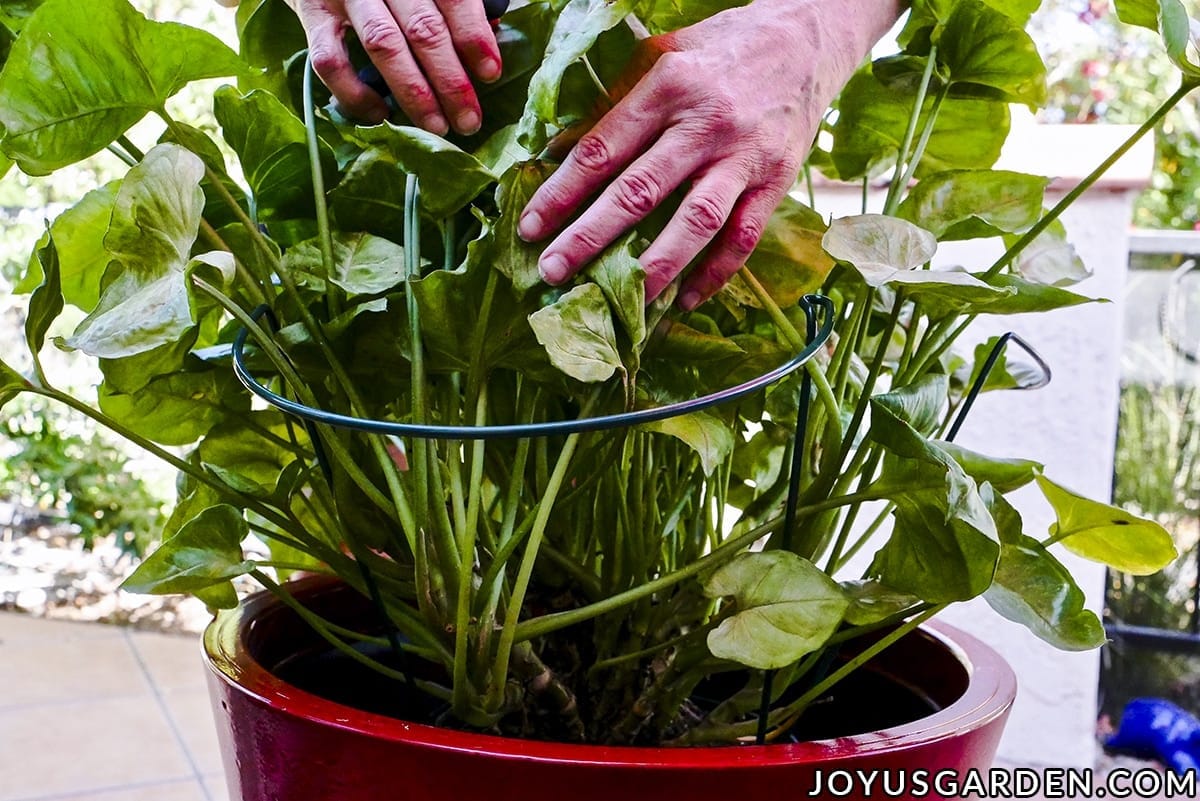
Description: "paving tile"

(202, 772), (232, 801)
(160, 687), (224, 775)
(0, 696), (193, 801)
(45, 778), (209, 801)
(0, 613), (123, 645)
(0, 635), (149, 709)
(127, 630), (209, 692)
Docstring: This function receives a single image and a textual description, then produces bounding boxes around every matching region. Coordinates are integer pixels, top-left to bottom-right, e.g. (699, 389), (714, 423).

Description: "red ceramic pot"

(205, 578), (1016, 801)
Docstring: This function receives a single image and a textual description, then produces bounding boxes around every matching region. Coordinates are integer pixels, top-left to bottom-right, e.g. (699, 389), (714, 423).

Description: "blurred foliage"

(1032, 0), (1200, 229)
(1, 398), (166, 555)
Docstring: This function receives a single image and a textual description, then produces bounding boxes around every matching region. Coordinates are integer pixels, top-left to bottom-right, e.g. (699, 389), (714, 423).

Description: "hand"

(518, 0), (902, 309)
(286, 0), (503, 134)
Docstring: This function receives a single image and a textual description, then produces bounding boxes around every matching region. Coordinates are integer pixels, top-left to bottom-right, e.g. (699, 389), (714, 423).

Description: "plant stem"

(882, 46), (938, 215)
(985, 79), (1198, 280)
(452, 387), (489, 718)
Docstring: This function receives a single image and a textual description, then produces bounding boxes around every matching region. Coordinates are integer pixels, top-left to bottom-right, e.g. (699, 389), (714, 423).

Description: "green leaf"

(936, 0), (1046, 108)
(1118, 1), (1200, 77)
(199, 414), (298, 497)
(1004, 220), (1090, 286)
(353, 124), (494, 218)
(963, 335), (1043, 393)
(1114, 0), (1160, 30)
(0, 0), (243, 174)
(872, 374), (948, 437)
(0, 357), (32, 409)
(66, 145), (207, 358)
(841, 579), (921, 626)
(983, 490), (1106, 651)
(828, 66), (1010, 181)
(897, 170), (1050, 240)
(518, 0), (639, 150)
(286, 233), (406, 296)
(121, 505), (252, 606)
(637, 0), (749, 34)
(649, 319), (746, 362)
(823, 214), (937, 278)
(643, 411), (734, 476)
(15, 182), (119, 309)
(738, 196), (835, 307)
(704, 551), (849, 670)
(900, 0), (1040, 51)
(490, 161), (555, 297)
(25, 232), (63, 357)
(472, 124), (532, 177)
(329, 148), (408, 243)
(236, 0), (306, 73)
(1036, 474), (1178, 575)
(214, 86), (333, 219)
(586, 234), (646, 350)
(528, 283), (624, 383)
(937, 442), (1041, 493)
(99, 367), (251, 447)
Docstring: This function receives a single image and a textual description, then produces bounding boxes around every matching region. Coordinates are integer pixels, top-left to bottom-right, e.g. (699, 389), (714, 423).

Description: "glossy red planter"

(204, 579), (1016, 801)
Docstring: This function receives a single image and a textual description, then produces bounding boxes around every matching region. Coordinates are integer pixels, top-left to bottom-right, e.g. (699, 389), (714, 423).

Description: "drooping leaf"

(528, 283), (624, 383)
(897, 170), (1049, 240)
(936, 0), (1046, 108)
(936, 442), (1041, 493)
(1115, 0), (1200, 77)
(586, 234), (646, 350)
(66, 145), (207, 358)
(490, 160), (555, 296)
(963, 335), (1044, 394)
(15, 182), (119, 309)
(1036, 474), (1178, 575)
(921, 272), (1098, 319)
(214, 86), (334, 219)
(518, 0), (639, 150)
(643, 411), (734, 476)
(354, 124), (494, 218)
(828, 66), (1010, 181)
(199, 414), (298, 497)
(25, 233), (63, 357)
(983, 490), (1106, 651)
(704, 551), (849, 670)
(0, 0), (243, 173)
(1003, 219), (1090, 286)
(120, 505), (252, 607)
(841, 579), (921, 626)
(872, 374), (948, 437)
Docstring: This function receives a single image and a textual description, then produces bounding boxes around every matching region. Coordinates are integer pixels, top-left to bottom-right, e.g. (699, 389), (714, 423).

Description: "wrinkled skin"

(284, 0), (501, 134)
(283, 0), (902, 306)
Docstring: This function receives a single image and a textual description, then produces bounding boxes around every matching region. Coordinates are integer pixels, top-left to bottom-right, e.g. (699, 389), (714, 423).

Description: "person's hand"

(285, 0), (503, 134)
(518, 0), (902, 309)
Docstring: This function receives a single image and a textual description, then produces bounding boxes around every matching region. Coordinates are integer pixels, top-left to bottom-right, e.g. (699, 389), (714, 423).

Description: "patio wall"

(813, 119), (1152, 768)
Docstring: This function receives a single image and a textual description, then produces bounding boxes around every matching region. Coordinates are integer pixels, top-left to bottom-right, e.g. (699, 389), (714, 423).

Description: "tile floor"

(0, 612), (227, 801)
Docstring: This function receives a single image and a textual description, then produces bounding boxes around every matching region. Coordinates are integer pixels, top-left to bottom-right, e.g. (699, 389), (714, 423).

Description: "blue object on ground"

(1106, 698), (1200, 776)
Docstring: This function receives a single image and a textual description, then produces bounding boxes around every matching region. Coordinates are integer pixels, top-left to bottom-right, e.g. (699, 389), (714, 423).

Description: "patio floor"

(0, 612), (228, 801)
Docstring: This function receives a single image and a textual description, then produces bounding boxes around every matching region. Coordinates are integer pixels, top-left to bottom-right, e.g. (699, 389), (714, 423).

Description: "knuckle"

(358, 18), (407, 58)
(728, 217), (765, 257)
(569, 227), (607, 254)
(395, 82), (436, 109)
(681, 193), (727, 239)
(404, 9), (450, 48)
(308, 45), (344, 78)
(611, 172), (662, 218)
(573, 134), (612, 173)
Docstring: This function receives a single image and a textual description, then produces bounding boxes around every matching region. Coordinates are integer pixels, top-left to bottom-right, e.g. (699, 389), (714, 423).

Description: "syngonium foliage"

(0, 0), (1183, 745)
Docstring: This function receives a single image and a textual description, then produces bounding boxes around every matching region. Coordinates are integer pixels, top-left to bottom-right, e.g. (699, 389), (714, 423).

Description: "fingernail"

(457, 109), (481, 135)
(518, 211), (543, 241)
(423, 114), (450, 135)
(480, 57), (502, 82)
(539, 253), (568, 283)
(679, 289), (702, 310)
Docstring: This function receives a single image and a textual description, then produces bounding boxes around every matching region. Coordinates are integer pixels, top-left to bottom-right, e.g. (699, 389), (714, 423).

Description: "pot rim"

(203, 580), (1016, 769)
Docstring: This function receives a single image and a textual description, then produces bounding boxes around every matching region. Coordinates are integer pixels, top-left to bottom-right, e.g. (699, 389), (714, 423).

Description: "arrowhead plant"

(0, 0), (1184, 745)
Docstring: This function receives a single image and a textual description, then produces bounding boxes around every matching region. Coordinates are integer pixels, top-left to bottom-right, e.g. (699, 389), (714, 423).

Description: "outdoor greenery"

(0, 0), (1186, 746)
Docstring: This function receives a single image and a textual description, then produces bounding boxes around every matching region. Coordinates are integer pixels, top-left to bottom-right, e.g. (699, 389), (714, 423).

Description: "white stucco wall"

(812, 123), (1151, 768)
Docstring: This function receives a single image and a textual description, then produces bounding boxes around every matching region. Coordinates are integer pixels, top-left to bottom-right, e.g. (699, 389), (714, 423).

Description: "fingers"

(679, 183), (790, 311)
(637, 168), (748, 301)
(304, 3), (391, 123)
(531, 125), (709, 286)
(434, 0), (503, 83)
